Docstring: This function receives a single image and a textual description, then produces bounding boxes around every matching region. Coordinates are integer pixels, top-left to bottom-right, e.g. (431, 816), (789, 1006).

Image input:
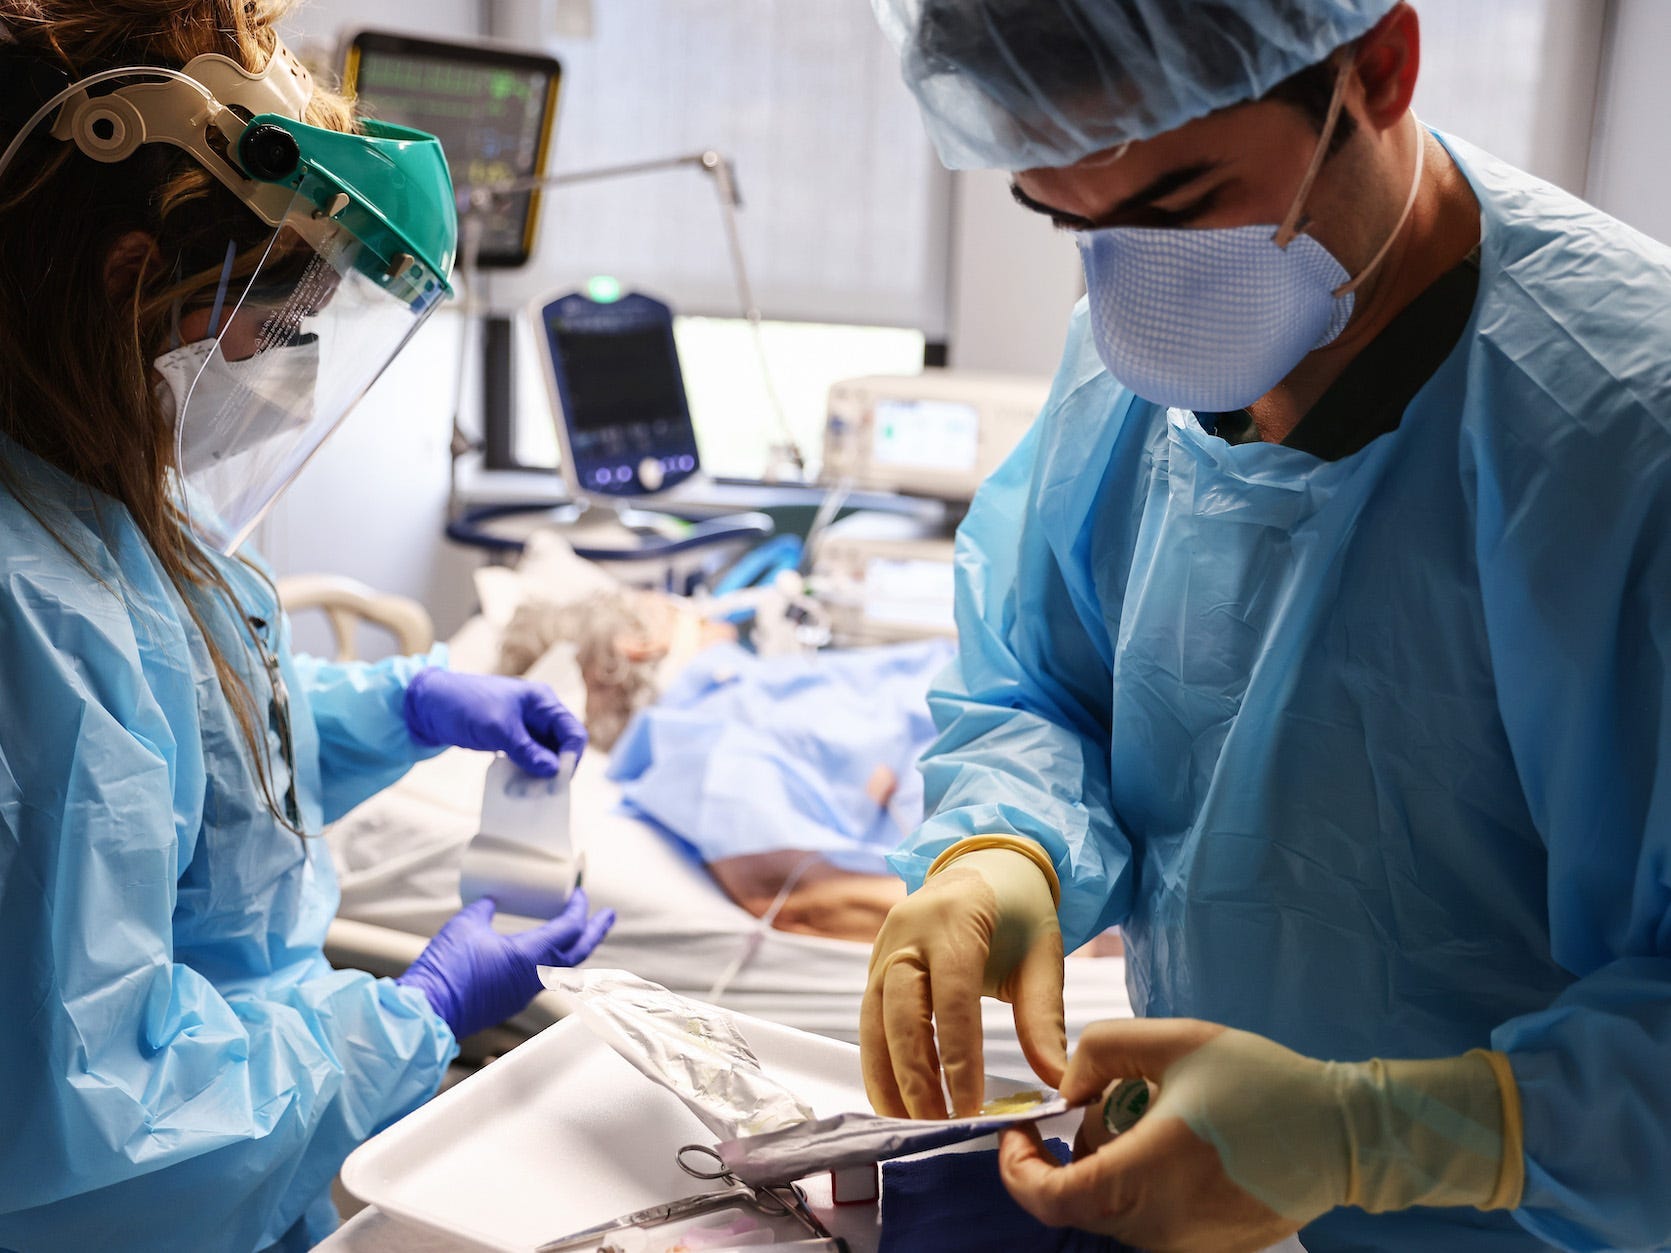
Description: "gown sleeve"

(1476, 424), (1671, 1250)
(0, 579), (457, 1252)
(889, 416), (1136, 951)
(291, 643), (448, 824)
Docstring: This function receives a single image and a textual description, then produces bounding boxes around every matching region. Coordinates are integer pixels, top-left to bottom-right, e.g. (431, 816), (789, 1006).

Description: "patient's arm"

(706, 850), (906, 944)
(706, 850), (1122, 954)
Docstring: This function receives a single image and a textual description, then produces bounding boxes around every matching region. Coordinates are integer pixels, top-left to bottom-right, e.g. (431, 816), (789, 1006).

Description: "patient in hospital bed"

(325, 534), (1130, 1075)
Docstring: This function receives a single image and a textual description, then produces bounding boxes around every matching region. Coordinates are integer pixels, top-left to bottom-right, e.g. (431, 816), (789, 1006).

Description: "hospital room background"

(264, 0), (1667, 644)
(229, 0), (1670, 1227)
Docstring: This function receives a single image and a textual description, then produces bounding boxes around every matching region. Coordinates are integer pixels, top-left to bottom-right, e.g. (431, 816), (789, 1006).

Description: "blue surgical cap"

(872, 0), (1400, 170)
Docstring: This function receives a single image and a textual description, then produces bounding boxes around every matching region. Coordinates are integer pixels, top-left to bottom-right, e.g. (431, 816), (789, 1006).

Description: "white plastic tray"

(341, 1006), (1059, 1252)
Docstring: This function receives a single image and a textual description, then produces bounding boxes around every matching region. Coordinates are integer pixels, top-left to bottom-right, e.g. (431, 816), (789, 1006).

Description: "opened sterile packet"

(712, 1093), (1070, 1187)
(539, 968), (1069, 1186)
(540, 968), (815, 1138)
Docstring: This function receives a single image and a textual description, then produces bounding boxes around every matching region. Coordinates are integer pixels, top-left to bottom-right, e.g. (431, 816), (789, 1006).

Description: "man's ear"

(104, 230), (160, 301)
(1354, 3), (1420, 133)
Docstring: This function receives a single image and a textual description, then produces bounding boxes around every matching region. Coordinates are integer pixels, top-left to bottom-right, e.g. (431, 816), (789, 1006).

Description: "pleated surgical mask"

(1076, 61), (1425, 414)
(155, 333), (321, 476)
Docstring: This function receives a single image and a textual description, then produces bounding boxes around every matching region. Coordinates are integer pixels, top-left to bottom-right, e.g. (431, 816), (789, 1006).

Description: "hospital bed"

(295, 571), (1133, 1079)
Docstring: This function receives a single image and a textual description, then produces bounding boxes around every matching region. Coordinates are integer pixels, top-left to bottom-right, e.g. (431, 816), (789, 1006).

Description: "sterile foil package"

(540, 968), (815, 1138)
(713, 1091), (1070, 1187)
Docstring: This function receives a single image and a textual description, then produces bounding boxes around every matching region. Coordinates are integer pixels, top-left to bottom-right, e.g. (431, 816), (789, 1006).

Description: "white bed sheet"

(328, 605), (1130, 1077)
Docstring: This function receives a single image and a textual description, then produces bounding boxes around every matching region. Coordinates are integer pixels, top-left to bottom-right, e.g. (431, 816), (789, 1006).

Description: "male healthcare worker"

(0, 16), (611, 1250)
(861, 3), (1671, 1251)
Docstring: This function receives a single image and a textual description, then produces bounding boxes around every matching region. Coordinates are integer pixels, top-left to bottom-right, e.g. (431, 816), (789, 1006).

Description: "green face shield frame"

(236, 112), (457, 310)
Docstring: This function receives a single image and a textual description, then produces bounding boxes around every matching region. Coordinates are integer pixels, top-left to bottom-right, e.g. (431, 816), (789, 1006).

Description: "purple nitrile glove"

(403, 668), (588, 777)
(397, 891), (616, 1041)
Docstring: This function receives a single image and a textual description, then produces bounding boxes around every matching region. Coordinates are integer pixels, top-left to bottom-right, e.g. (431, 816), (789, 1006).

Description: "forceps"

(535, 1144), (833, 1252)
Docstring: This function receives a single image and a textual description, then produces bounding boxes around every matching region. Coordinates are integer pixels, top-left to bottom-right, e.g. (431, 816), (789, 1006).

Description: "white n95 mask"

(154, 333), (320, 476)
(1077, 224), (1355, 413)
(1075, 61), (1425, 414)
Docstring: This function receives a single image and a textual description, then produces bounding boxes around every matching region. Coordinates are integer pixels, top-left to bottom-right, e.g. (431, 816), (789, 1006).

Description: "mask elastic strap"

(1078, 139), (1134, 168)
(1273, 55), (1353, 249)
(1333, 111), (1425, 298)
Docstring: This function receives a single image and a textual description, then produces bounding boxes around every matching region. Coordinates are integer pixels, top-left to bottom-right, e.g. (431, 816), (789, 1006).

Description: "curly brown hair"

(0, 0), (359, 832)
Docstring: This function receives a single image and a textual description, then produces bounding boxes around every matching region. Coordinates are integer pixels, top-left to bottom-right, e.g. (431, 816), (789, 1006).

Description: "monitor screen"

(536, 291), (701, 497)
(345, 32), (559, 268)
(549, 321), (687, 433)
(871, 397), (981, 473)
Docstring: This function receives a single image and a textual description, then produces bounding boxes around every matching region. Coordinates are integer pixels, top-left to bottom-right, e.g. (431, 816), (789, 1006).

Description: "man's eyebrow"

(1009, 160), (1227, 228)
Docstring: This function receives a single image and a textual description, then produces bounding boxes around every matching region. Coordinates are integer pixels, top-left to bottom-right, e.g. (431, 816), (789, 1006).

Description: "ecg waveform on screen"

(355, 52), (552, 261)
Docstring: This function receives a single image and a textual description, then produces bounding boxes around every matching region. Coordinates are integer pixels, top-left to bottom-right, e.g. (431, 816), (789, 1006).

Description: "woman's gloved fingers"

(523, 688), (589, 759)
(881, 957), (949, 1120)
(510, 886), (589, 955)
(403, 670), (588, 770)
(569, 907), (616, 961)
(453, 895), (497, 930)
(1007, 934), (1069, 1091)
(513, 891), (616, 967)
(502, 725), (562, 777)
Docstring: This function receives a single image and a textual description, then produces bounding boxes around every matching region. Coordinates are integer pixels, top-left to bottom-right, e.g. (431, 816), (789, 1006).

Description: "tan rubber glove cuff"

(926, 834), (1062, 910)
(1474, 1051), (1526, 1210)
(1163, 1033), (1525, 1223)
(1338, 1048), (1525, 1213)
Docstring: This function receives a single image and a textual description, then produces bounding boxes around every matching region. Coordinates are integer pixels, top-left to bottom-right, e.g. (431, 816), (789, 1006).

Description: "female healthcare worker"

(0, 3), (613, 1249)
(863, 2), (1671, 1252)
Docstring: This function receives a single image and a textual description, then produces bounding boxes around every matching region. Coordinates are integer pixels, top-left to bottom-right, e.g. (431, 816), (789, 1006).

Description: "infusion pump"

(821, 369), (1050, 502)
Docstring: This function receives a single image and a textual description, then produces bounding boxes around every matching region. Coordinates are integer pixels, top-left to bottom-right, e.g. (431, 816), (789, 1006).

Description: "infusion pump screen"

(872, 398), (981, 472)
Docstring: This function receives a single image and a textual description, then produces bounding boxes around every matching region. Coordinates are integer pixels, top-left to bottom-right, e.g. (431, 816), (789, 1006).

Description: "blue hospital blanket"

(607, 641), (955, 872)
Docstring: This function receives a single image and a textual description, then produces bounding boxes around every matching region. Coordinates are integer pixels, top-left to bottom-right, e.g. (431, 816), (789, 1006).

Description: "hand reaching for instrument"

(861, 839), (1067, 1118)
(998, 1018), (1524, 1253)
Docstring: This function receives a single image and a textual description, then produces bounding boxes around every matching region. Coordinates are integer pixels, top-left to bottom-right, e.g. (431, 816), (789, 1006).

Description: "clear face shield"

(0, 35), (456, 553)
(157, 201), (448, 550)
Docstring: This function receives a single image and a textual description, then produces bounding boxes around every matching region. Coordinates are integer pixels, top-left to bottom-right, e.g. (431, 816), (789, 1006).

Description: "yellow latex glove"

(999, 1019), (1525, 1253)
(861, 838), (1067, 1118)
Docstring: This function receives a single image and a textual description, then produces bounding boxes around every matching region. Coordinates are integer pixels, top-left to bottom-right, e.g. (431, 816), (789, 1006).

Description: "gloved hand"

(403, 668), (587, 777)
(861, 838), (1066, 1119)
(397, 891), (615, 1041)
(999, 1019), (1526, 1253)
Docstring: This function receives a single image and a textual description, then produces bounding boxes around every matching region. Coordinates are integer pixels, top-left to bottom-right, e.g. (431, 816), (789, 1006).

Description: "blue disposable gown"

(892, 132), (1671, 1253)
(0, 445), (456, 1251)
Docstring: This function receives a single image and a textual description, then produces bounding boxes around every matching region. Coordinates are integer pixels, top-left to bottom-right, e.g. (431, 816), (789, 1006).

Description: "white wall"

(262, 0), (1671, 657)
(946, 170), (1084, 377)
(1584, 0), (1671, 243)
(260, 0), (1077, 659)
(280, 0), (480, 66)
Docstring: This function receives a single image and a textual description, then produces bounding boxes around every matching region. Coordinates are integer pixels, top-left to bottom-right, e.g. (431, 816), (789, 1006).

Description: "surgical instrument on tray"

(534, 1143), (833, 1252)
